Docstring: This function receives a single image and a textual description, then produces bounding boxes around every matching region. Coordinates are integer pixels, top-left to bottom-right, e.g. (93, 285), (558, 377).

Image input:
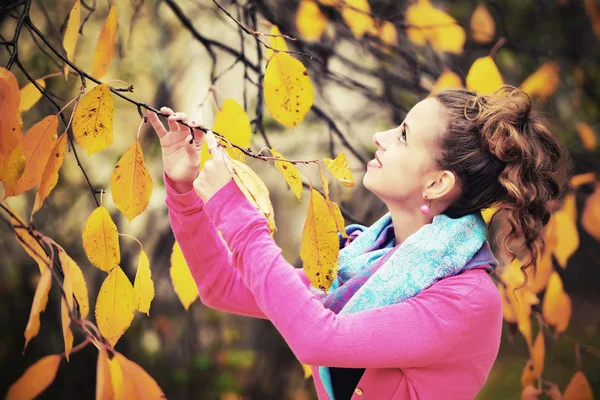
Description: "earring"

(420, 195), (431, 214)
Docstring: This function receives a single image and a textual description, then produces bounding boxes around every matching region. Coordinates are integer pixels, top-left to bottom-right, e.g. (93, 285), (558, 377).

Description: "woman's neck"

(387, 204), (434, 246)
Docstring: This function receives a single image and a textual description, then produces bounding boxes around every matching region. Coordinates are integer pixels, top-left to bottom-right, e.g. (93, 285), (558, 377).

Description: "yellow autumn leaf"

(520, 358), (536, 388)
(542, 272), (572, 333)
(520, 62), (560, 101)
(500, 258), (540, 345)
(466, 56), (504, 94)
(266, 25), (289, 60)
(6, 354), (61, 400)
(330, 200), (348, 239)
(264, 52), (314, 128)
(95, 265), (135, 346)
(201, 99), (252, 168)
(470, 4), (495, 43)
(271, 148), (302, 201)
(563, 370), (594, 400)
(406, 0), (466, 53)
(481, 205), (498, 224)
(582, 183), (600, 241)
(301, 189), (340, 292)
(498, 284), (516, 323)
(92, 5), (117, 79)
(575, 122), (597, 151)
(301, 362), (312, 379)
(134, 250), (154, 315)
(60, 251), (74, 361)
(231, 159), (277, 234)
(33, 132), (68, 214)
(82, 205), (120, 272)
(296, 0), (328, 42)
(110, 140), (153, 223)
(319, 0), (338, 6)
(5, 115), (58, 199)
(63, 0), (81, 80)
(59, 250), (90, 319)
(552, 193), (578, 268)
(111, 352), (165, 399)
(170, 241), (199, 310)
(429, 68), (463, 96)
(341, 0), (375, 39)
(96, 346), (114, 400)
(24, 267), (52, 350)
(527, 246), (553, 294)
(324, 152), (355, 187)
(377, 20), (398, 47)
(109, 353), (133, 400)
(319, 168), (346, 238)
(530, 330), (545, 376)
(1, 144), (26, 197)
(72, 84), (114, 157)
(19, 79), (46, 112)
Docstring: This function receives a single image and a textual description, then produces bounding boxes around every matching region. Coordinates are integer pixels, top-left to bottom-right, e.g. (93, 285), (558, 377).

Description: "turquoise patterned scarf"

(308, 211), (498, 400)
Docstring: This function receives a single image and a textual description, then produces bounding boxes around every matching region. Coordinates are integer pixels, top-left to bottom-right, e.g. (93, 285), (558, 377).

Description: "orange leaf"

(581, 183), (600, 241)
(111, 352), (165, 399)
(530, 330), (545, 377)
(6, 354), (61, 400)
(552, 193), (579, 268)
(575, 122), (597, 151)
(5, 115), (59, 198)
(33, 132), (68, 214)
(570, 173), (595, 188)
(96, 346), (114, 400)
(542, 272), (572, 333)
(520, 359), (537, 389)
(0, 68), (24, 189)
(24, 267), (52, 350)
(563, 370), (594, 400)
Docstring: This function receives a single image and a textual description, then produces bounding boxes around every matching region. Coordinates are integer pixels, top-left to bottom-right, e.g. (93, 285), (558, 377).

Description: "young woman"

(147, 85), (570, 400)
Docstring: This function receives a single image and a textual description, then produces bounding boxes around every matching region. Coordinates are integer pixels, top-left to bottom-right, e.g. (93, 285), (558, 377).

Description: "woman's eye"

(399, 126), (407, 143)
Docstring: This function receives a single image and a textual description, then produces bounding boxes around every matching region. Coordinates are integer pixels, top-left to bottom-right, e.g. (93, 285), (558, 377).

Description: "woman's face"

(363, 97), (450, 208)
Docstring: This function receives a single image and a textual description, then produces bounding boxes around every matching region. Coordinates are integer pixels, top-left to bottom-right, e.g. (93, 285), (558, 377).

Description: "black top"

(330, 367), (366, 399)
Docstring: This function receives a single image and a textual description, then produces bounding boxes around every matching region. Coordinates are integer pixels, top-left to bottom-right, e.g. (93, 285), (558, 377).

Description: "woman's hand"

(147, 106), (204, 194)
(192, 130), (234, 203)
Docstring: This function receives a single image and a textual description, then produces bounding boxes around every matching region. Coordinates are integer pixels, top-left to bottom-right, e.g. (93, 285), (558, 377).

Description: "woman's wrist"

(165, 171), (197, 194)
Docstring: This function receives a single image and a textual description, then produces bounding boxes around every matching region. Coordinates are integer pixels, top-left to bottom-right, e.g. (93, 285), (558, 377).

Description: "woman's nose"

(373, 130), (387, 150)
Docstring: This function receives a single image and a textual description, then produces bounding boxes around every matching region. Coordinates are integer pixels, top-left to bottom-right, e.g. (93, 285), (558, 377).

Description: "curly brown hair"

(434, 85), (572, 290)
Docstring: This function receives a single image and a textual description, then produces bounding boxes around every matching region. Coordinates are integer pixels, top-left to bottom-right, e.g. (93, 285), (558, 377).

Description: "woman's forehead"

(405, 98), (447, 144)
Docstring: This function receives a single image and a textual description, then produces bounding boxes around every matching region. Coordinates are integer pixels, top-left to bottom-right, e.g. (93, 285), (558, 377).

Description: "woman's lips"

(367, 155), (382, 168)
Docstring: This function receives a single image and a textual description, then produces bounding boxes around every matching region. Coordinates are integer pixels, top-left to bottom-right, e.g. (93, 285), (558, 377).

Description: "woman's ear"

(425, 170), (456, 200)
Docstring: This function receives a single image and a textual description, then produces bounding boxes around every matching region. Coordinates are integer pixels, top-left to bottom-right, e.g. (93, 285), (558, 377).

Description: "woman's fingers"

(147, 111), (167, 139)
(205, 130), (233, 169)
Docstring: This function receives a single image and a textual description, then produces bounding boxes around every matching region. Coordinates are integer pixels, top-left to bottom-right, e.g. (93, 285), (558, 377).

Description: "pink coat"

(163, 172), (503, 399)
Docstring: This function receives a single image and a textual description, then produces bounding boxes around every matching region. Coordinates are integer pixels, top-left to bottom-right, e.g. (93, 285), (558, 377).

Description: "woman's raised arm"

(164, 170), (311, 318)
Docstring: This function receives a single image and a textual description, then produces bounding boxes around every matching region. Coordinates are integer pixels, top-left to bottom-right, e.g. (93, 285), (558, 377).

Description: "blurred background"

(1, 0), (599, 398)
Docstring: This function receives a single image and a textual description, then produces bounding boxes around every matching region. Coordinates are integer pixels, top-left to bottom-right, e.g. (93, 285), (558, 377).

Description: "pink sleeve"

(164, 171), (311, 319)
(204, 180), (473, 369)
